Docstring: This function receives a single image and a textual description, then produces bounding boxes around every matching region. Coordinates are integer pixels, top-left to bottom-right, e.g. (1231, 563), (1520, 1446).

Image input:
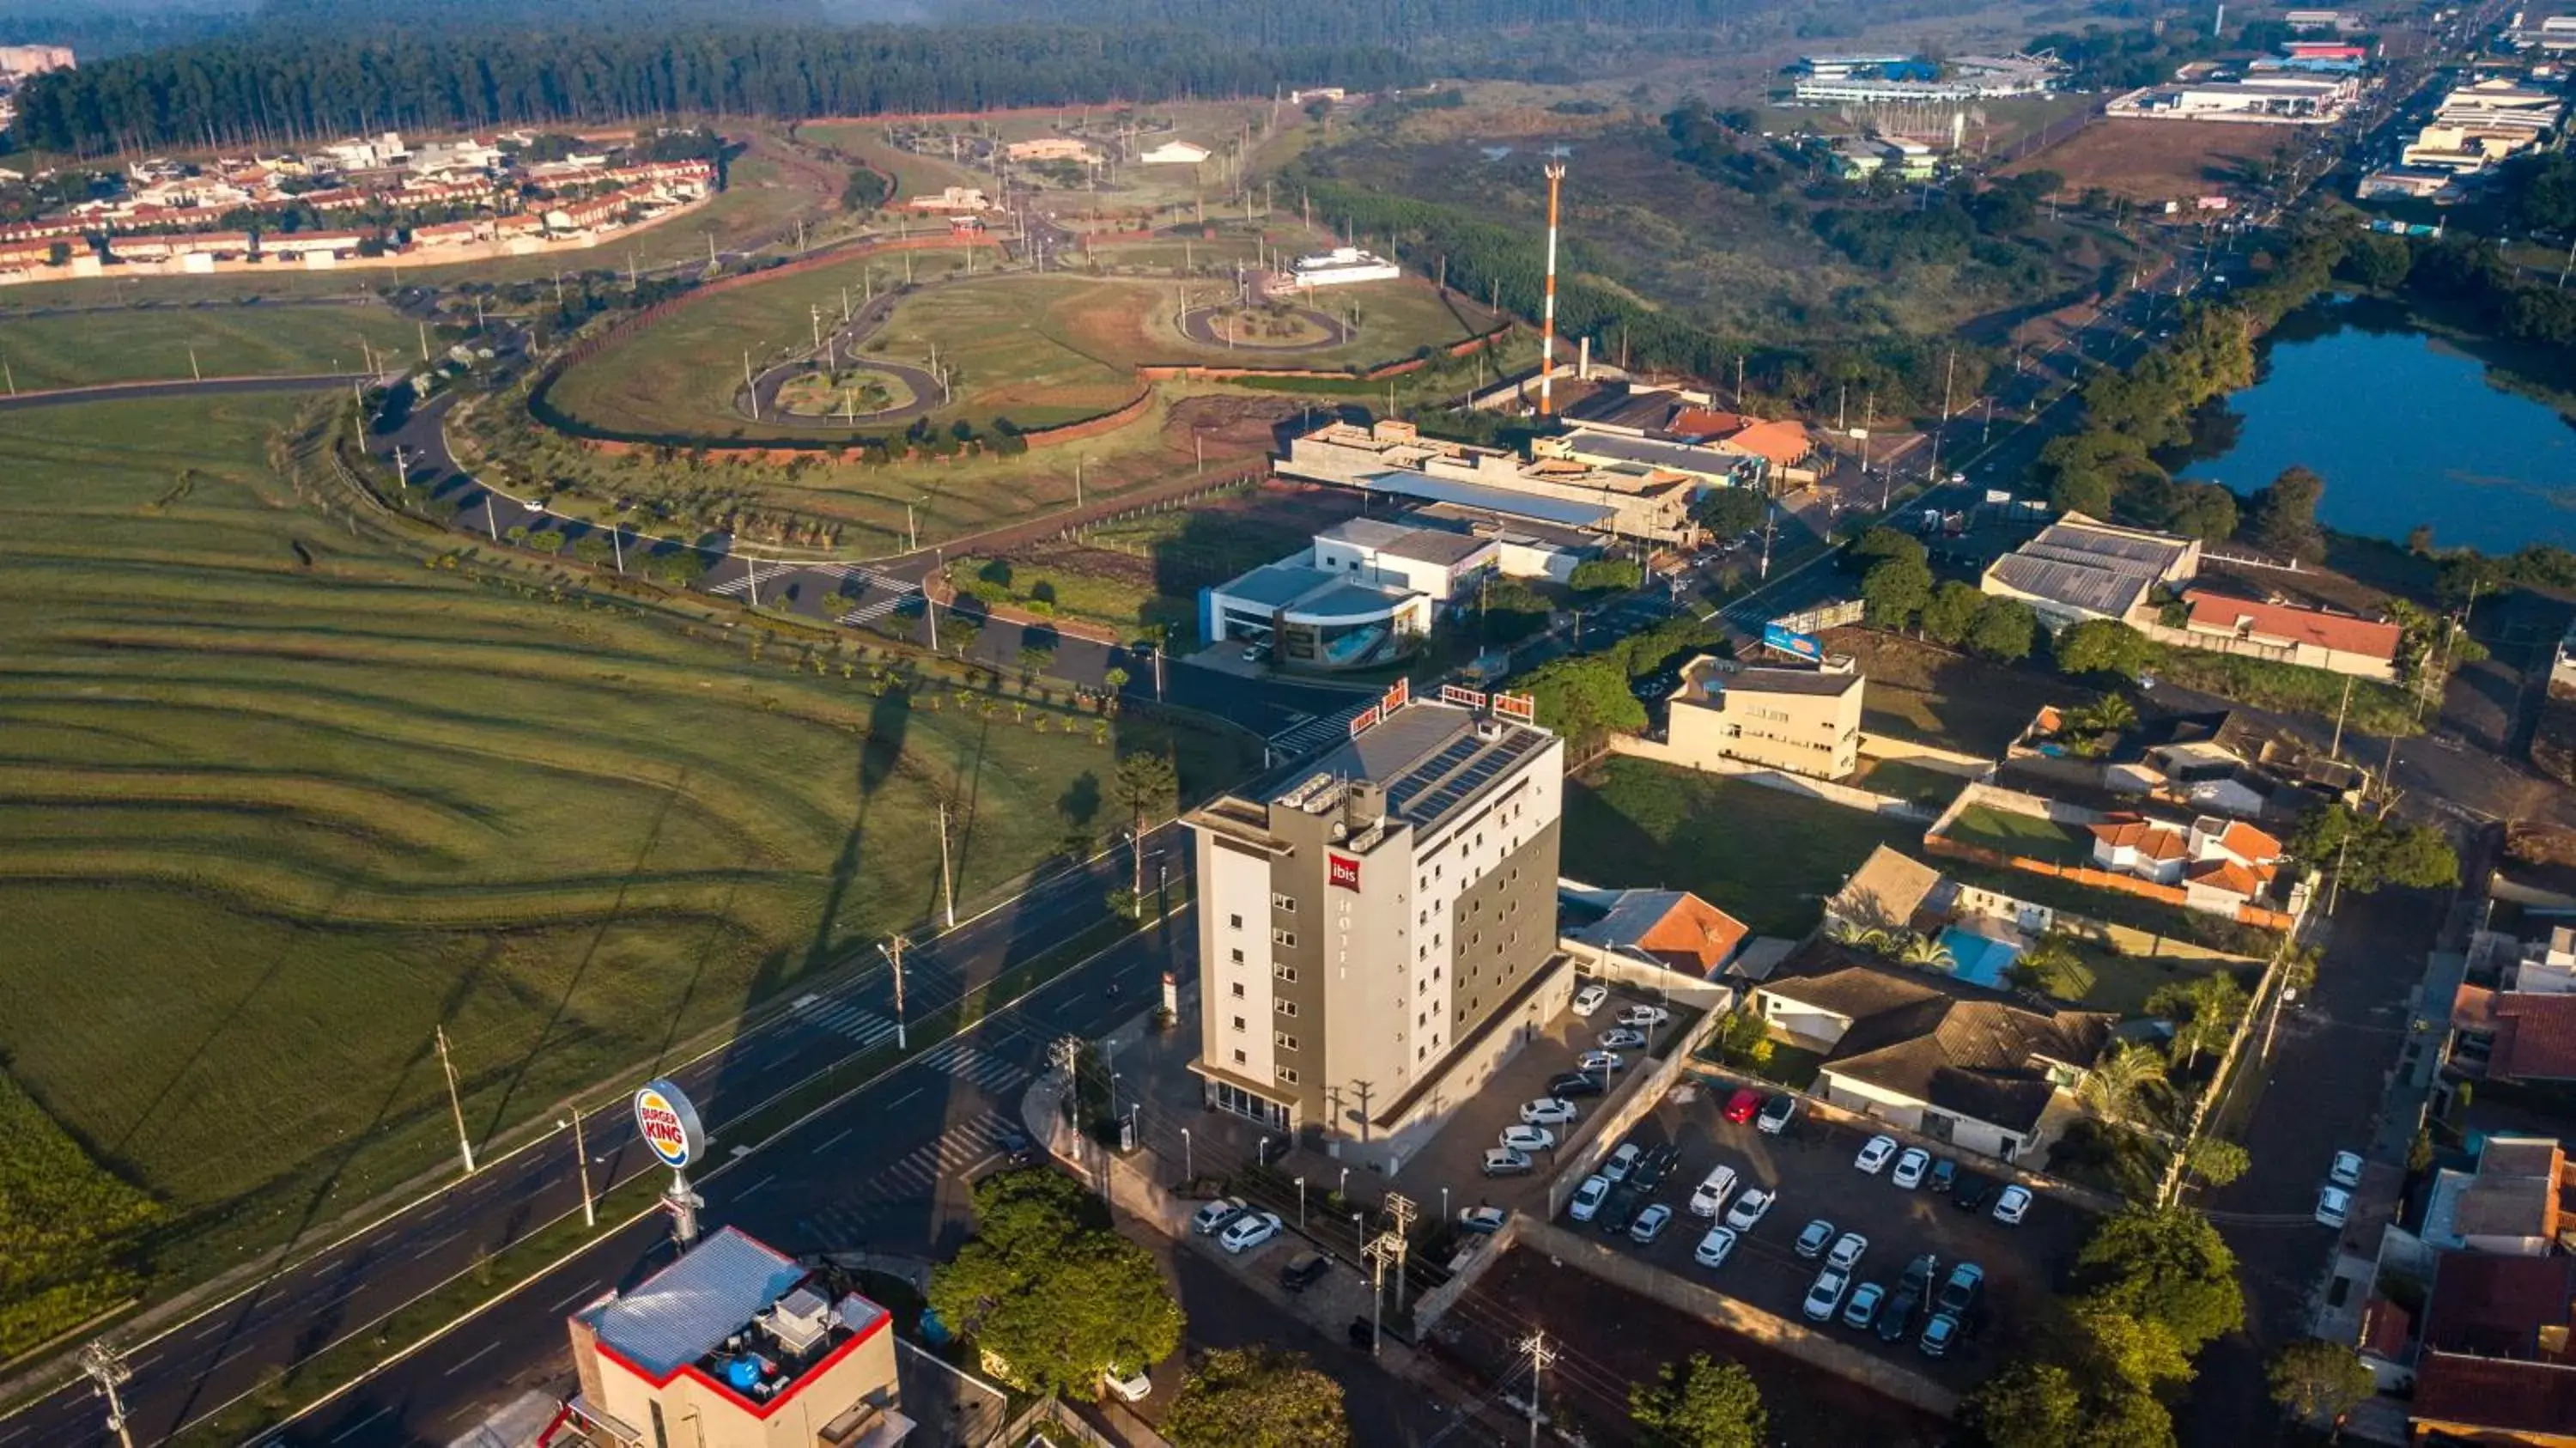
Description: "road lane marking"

(443, 1340), (501, 1377)
(886, 1086), (923, 1108)
(410, 1231), (463, 1260)
(817, 1127), (853, 1152)
(547, 1278), (606, 1314)
(738, 1173), (777, 1198)
(329, 1405), (394, 1442)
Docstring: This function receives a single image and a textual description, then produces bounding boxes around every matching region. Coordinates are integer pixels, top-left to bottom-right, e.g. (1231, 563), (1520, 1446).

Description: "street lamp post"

(1181, 1127), (1193, 1182)
(557, 1108), (596, 1228)
(1339, 1166), (1350, 1201)
(1353, 1211), (1364, 1254)
(1296, 1176), (1306, 1229)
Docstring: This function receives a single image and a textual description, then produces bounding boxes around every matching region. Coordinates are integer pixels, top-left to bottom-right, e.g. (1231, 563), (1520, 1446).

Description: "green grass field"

(1941, 801), (2094, 866)
(0, 304), (422, 391)
(0, 394), (1254, 1346)
(1563, 757), (1922, 938)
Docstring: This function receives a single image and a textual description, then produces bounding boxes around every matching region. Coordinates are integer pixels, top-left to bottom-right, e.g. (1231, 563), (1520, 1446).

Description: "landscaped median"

(161, 897), (1182, 1447)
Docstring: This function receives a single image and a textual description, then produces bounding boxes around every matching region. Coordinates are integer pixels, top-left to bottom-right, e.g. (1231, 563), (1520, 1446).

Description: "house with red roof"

(2088, 813), (2191, 884)
(2409, 1252), (2576, 1446)
(1564, 885), (1751, 978)
(2165, 587), (2406, 681)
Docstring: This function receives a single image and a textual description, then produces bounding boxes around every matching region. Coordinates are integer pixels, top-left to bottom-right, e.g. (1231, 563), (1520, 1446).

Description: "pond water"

(2180, 295), (2576, 554)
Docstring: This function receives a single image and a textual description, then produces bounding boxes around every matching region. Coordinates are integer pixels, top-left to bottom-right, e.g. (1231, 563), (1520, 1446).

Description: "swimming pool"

(1938, 927), (2022, 989)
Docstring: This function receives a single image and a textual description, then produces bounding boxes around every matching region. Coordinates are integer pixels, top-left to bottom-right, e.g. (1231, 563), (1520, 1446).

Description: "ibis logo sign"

(634, 1079), (706, 1169)
(1328, 853), (1362, 891)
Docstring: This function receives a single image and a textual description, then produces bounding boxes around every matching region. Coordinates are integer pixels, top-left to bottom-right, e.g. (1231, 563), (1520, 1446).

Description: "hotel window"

(1230, 947), (1245, 965)
(1280, 1068), (1300, 1085)
(1274, 963), (1298, 983)
(1232, 1015), (1246, 1031)
(1230, 913), (1243, 929)
(1272, 928), (1297, 947)
(1230, 983), (1246, 999)
(1276, 1032), (1299, 1051)
(1273, 893), (1296, 912)
(1278, 1001), (1299, 1018)
(1233, 1049), (1247, 1066)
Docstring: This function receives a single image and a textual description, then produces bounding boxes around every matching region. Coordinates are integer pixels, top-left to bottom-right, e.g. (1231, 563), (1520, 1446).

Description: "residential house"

(2083, 811), (2286, 916)
(1826, 844), (1947, 936)
(1561, 885), (1751, 978)
(1751, 949), (2116, 1161)
(1663, 660), (1866, 780)
(2409, 1253), (2576, 1447)
(2088, 813), (2192, 885)
(2421, 1136), (2576, 1256)
(2171, 588), (2403, 680)
(2490, 992), (2576, 1084)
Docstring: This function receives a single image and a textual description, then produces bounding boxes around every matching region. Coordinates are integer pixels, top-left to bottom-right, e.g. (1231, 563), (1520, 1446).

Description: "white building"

(2107, 75), (2358, 125)
(1139, 140), (1211, 165)
(1309, 516), (1498, 603)
(1289, 246), (1401, 288)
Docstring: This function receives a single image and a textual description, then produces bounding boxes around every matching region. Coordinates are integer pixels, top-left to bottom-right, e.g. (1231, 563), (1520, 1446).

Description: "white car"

(1103, 1366), (1152, 1402)
(1618, 1004), (1671, 1029)
(1521, 1097), (1579, 1127)
(1802, 1267), (1851, 1322)
(1630, 1204), (1674, 1244)
(1795, 1218), (1835, 1259)
(1993, 1184), (2033, 1226)
(1596, 1027), (1648, 1050)
(2329, 1151), (2364, 1189)
(1578, 1049), (1625, 1074)
(1190, 1197), (1248, 1236)
(1693, 1226), (1739, 1269)
(1218, 1211), (1283, 1255)
(1572, 983), (1610, 1017)
(1723, 1187), (1774, 1232)
(1499, 1124), (1556, 1155)
(1892, 1147), (1931, 1189)
(1458, 1206), (1509, 1234)
(1854, 1135), (1899, 1175)
(1828, 1231), (1868, 1272)
(1602, 1141), (1643, 1183)
(2316, 1185), (2352, 1229)
(1686, 1165), (1740, 1218)
(1569, 1173), (1613, 1223)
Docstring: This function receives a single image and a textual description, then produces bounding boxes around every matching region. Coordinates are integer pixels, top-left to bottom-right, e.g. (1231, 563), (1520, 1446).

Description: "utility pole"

(1516, 1329), (1555, 1448)
(938, 800), (957, 928)
(2330, 672), (2354, 759)
(434, 1025), (476, 1174)
(1383, 1192), (1418, 1311)
(416, 319), (429, 362)
(187, 344), (201, 382)
(1361, 1231), (1401, 1359)
(78, 1342), (137, 1448)
(561, 1104), (596, 1228)
(881, 934), (911, 1049)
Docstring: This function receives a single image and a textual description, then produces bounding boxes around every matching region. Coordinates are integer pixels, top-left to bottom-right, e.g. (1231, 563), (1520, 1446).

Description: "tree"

(841, 166), (890, 212)
(1110, 751), (1178, 898)
(2178, 1135), (2251, 1189)
(1165, 1348), (1348, 1448)
(1965, 1360), (2089, 1448)
(1896, 932), (1957, 968)
(2077, 1042), (2169, 1129)
(1850, 525), (1928, 570)
(1919, 581), (1985, 647)
(2008, 932), (2097, 1000)
(929, 1171), (1184, 1398)
(1693, 486), (1765, 538)
(1571, 557), (1644, 594)
(2245, 465), (2328, 563)
(2075, 1206), (2246, 1355)
(2288, 804), (2460, 893)
(2269, 1339), (2373, 1426)
(1715, 1007), (1774, 1068)
(1518, 654), (1647, 746)
(1628, 1353), (1765, 1448)
(1862, 554), (1934, 629)
(1969, 597), (2038, 663)
(2055, 619), (2155, 680)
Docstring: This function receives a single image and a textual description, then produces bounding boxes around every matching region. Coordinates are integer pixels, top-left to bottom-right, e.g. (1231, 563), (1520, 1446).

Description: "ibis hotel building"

(1186, 688), (1569, 1174)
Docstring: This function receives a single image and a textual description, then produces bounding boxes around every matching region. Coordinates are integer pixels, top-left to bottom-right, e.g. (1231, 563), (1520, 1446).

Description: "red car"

(1722, 1087), (1764, 1123)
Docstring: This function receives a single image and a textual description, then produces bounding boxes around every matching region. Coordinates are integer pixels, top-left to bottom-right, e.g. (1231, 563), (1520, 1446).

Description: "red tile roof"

(2360, 1295), (2413, 1361)
(2184, 590), (2403, 662)
(2427, 1254), (2576, 1359)
(1632, 894), (1752, 975)
(2413, 1352), (2576, 1438)
(2492, 991), (2576, 1082)
(2214, 818), (2284, 862)
(2090, 814), (2188, 861)
(2187, 857), (2270, 899)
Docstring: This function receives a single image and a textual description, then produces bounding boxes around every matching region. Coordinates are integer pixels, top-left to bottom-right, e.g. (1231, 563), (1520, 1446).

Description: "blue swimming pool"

(1939, 927), (2022, 989)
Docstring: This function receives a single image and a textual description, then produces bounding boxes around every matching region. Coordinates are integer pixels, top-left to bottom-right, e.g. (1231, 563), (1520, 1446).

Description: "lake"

(2180, 295), (2576, 554)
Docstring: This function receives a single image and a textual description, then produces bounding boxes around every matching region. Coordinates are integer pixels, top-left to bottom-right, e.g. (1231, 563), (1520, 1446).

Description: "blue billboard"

(1761, 623), (1824, 663)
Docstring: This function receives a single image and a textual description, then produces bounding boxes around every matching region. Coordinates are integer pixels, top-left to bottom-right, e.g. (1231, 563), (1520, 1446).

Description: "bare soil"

(2006, 119), (2285, 204)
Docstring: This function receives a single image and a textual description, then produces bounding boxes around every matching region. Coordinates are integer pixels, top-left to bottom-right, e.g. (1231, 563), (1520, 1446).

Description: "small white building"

(1289, 246), (1402, 288)
(1308, 516), (1498, 604)
(1138, 140), (1211, 166)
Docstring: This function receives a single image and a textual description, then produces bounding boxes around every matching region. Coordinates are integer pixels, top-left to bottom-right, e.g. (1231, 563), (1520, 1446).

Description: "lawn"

(0, 302), (422, 391)
(1850, 757), (1971, 810)
(2065, 941), (2244, 1019)
(1941, 801), (2093, 866)
(950, 553), (1163, 632)
(1562, 757), (1923, 938)
(1827, 626), (2080, 757)
(0, 393), (1255, 1347)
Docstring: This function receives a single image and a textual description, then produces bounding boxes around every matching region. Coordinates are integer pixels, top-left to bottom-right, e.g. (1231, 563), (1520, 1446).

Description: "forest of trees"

(8, 23), (1419, 154)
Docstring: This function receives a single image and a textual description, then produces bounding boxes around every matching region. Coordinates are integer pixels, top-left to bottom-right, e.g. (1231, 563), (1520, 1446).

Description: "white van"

(1686, 1164), (1739, 1219)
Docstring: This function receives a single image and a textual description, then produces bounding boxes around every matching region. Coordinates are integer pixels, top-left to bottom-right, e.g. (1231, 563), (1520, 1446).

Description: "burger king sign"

(634, 1078), (706, 1169)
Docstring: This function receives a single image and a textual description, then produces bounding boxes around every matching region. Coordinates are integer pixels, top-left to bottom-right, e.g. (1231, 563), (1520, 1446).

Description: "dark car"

(1953, 1176), (2001, 1213)
(1598, 1186), (1644, 1236)
(1928, 1157), (1959, 1196)
(1631, 1143), (1680, 1194)
(996, 1125), (1036, 1166)
(1280, 1253), (1330, 1293)
(1938, 1262), (1986, 1317)
(1877, 1283), (1922, 1343)
(1346, 1317), (1376, 1351)
(1547, 1070), (1607, 1098)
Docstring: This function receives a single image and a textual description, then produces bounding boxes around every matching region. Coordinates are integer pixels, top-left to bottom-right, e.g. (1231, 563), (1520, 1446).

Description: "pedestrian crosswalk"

(798, 1109), (1026, 1238)
(837, 590), (918, 628)
(787, 995), (1030, 1093)
(793, 997), (902, 1050)
(1267, 700), (1376, 761)
(913, 1039), (1030, 1094)
(707, 560), (802, 598)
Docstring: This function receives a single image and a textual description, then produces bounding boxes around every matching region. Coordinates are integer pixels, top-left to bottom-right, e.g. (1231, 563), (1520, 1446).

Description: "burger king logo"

(633, 1080), (702, 1168)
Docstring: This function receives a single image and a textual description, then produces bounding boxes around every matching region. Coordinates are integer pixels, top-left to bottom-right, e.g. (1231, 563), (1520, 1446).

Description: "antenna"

(1540, 161), (1565, 417)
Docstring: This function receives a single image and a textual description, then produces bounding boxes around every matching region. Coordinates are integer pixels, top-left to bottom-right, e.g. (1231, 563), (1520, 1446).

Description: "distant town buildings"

(2107, 70), (2360, 124)
(1279, 417), (1699, 544)
(1002, 137), (1101, 165)
(1789, 51), (2063, 103)
(0, 44), (74, 78)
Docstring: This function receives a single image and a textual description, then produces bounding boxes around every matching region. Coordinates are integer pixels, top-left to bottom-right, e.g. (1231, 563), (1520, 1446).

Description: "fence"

(1605, 736), (1932, 822)
(1856, 732), (1996, 780)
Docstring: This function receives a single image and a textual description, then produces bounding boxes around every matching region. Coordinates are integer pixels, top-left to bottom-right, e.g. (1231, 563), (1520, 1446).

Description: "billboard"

(1328, 854), (1362, 891)
(1762, 623), (1825, 663)
(1491, 691), (1536, 723)
(1382, 677), (1411, 715)
(635, 1079), (706, 1169)
(1347, 704), (1382, 738)
(1439, 684), (1488, 709)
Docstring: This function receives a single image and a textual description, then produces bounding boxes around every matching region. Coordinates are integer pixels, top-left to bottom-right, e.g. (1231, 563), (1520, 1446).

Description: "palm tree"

(1826, 919), (1895, 953)
(2077, 693), (2139, 733)
(1896, 932), (1957, 970)
(2080, 1042), (2171, 1128)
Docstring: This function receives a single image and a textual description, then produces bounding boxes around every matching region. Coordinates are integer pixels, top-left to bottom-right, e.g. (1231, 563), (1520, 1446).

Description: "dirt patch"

(1826, 625), (2093, 757)
(2006, 119), (2284, 204)
(1426, 1247), (1948, 1448)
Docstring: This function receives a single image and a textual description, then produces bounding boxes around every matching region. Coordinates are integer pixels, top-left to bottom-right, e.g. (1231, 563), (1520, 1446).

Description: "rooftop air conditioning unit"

(765, 1287), (833, 1355)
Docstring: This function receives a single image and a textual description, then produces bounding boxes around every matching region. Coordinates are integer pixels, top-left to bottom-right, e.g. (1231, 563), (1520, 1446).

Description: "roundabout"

(1176, 300), (1350, 352)
(770, 365), (920, 420)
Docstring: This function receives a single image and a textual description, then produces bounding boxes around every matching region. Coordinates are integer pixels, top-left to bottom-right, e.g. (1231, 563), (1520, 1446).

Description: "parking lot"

(1551, 1074), (2094, 1387)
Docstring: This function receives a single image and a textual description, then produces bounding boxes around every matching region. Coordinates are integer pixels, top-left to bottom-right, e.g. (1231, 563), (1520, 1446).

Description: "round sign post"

(634, 1079), (708, 1246)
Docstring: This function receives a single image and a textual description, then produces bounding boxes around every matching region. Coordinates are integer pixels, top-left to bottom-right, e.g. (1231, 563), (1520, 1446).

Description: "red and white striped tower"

(1540, 160), (1565, 417)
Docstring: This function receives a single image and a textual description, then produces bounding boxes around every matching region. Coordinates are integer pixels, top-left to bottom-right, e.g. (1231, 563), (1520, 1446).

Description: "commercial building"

(1199, 563), (1429, 672)
(1979, 513), (2202, 629)
(1309, 515), (1498, 602)
(2283, 9), (2362, 31)
(559, 1226), (911, 1448)
(1287, 246), (1402, 288)
(1003, 137), (1100, 164)
(1186, 693), (1567, 1172)
(2106, 74), (2358, 124)
(2171, 588), (2402, 678)
(1138, 140), (1211, 165)
(1559, 383), (1819, 488)
(1278, 418), (1698, 543)
(1664, 660), (1865, 780)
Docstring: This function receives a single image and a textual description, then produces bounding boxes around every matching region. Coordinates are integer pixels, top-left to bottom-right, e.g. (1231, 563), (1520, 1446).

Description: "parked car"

(1855, 1135), (1899, 1174)
(1928, 1157), (1959, 1196)
(1572, 983), (1610, 1017)
(1546, 1070), (1607, 1099)
(1219, 1211), (1284, 1255)
(2330, 1151), (2365, 1189)
(1459, 1206), (1510, 1235)
(1630, 1204), (1674, 1244)
(1191, 1197), (1248, 1236)
(1795, 1218), (1835, 1259)
(1482, 1147), (1534, 1177)
(1632, 1143), (1680, 1193)
(2316, 1184), (2352, 1229)
(1937, 1262), (1985, 1317)
(1597, 1027), (1648, 1050)
(1619, 1005), (1672, 1028)
(1879, 1284), (1921, 1343)
(1693, 1226), (1740, 1269)
(1953, 1177), (2001, 1214)
(1346, 1317), (1375, 1352)
(1279, 1253), (1331, 1293)
(1579, 1049), (1625, 1074)
(1892, 1147), (1931, 1189)
(1103, 1366), (1152, 1402)
(1602, 1141), (1643, 1183)
(1920, 1312), (1962, 1359)
(1993, 1184), (2033, 1226)
(1842, 1281), (1886, 1330)
(1828, 1232), (1869, 1273)
(1569, 1174), (1612, 1223)
(1687, 1165), (1741, 1218)
(997, 1125), (1036, 1166)
(1803, 1268), (1852, 1323)
(1722, 1087), (1764, 1123)
(1599, 1187), (1645, 1236)
(1724, 1187), (1774, 1232)
(1499, 1124), (1556, 1155)
(1757, 1094), (1799, 1135)
(1520, 1097), (1579, 1126)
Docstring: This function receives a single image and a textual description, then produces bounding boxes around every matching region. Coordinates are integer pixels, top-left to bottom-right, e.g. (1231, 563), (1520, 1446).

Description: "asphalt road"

(0, 373), (369, 412)
(0, 848), (1178, 1448)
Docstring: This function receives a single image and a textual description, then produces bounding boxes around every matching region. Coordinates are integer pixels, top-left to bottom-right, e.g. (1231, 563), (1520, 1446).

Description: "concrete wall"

(1856, 733), (1997, 779)
(1607, 735), (1930, 821)
(1543, 1007), (1728, 1218)
(1514, 1219), (1961, 1419)
(1555, 940), (1737, 1013)
(2137, 618), (2397, 682)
